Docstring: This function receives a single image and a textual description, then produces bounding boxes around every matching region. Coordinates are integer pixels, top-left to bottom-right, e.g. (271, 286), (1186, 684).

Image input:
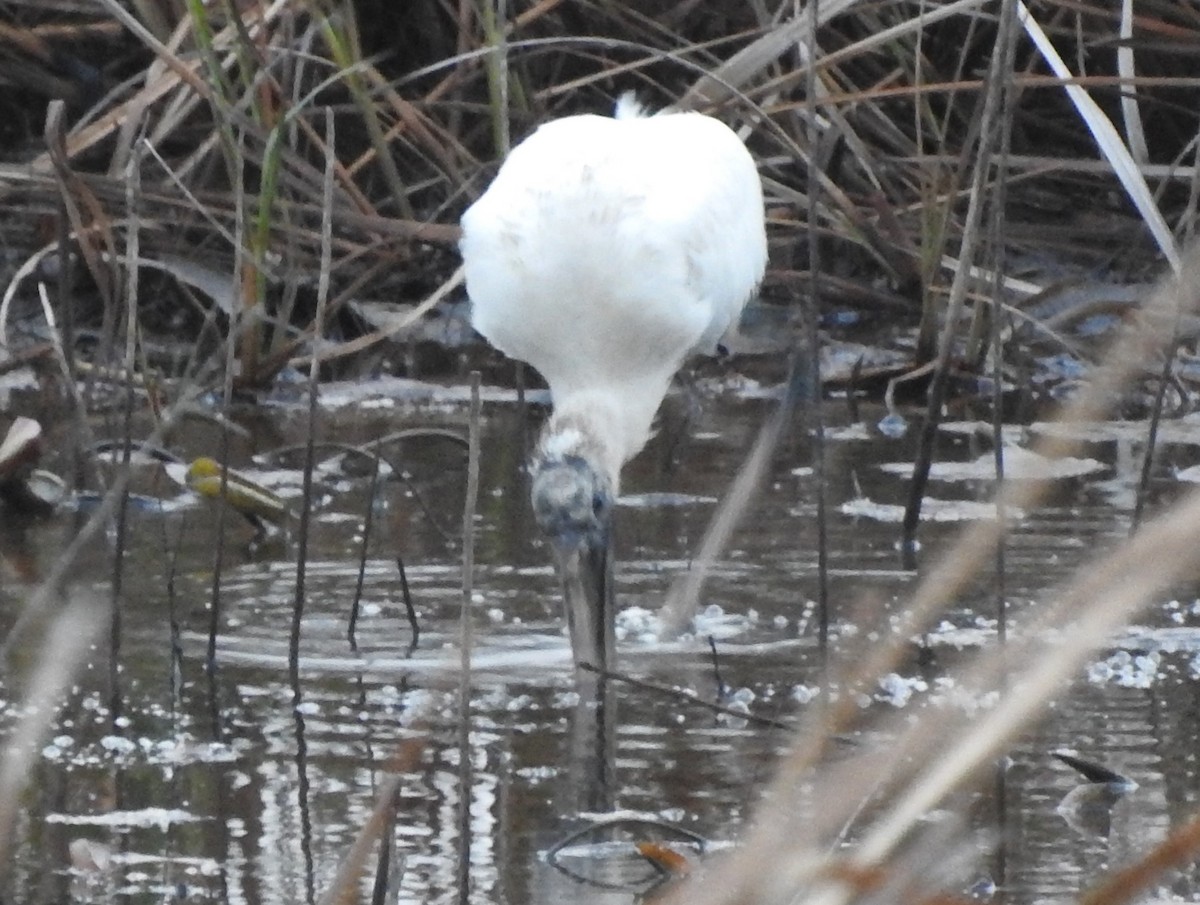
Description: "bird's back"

(462, 100), (766, 467)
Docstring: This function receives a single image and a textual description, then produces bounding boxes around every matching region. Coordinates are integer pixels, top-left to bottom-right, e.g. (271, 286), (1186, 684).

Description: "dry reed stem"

(745, 474), (1200, 905)
(297, 265), (465, 367)
(657, 384), (789, 639)
(1017, 0), (1181, 270)
(1078, 806), (1200, 905)
(20, 1), (292, 173)
(316, 739), (423, 905)
(679, 0), (849, 108)
(902, 0), (1018, 543)
(5, 2), (1189, 377)
(35, 284), (101, 487)
(0, 597), (107, 879)
(204, 122), (250, 676)
(801, 244), (1199, 730)
(859, 482), (1200, 861)
(729, 0), (990, 113)
(44, 101), (117, 310)
(2, 2), (1198, 901)
(659, 243), (1200, 905)
(91, 0), (212, 97)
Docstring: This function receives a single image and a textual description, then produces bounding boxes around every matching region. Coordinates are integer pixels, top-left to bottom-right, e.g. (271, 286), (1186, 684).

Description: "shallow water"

(4, 386), (1200, 904)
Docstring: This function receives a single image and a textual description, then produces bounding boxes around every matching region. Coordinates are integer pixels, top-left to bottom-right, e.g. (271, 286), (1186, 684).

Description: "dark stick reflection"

(569, 668), (616, 815)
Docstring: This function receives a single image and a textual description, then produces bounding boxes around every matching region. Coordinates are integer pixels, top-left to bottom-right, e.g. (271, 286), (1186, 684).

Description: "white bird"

(461, 94), (767, 671)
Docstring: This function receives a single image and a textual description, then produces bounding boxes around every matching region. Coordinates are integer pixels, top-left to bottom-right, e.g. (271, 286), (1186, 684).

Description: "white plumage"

(461, 96), (767, 669)
(463, 98), (766, 487)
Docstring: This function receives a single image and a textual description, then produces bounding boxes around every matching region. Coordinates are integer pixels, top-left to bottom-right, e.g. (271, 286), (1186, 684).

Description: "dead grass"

(2, 2), (1200, 903)
(0, 0), (1195, 394)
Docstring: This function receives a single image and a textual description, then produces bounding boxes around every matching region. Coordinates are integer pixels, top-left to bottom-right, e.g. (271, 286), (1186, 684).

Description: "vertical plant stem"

(317, 744), (422, 905)
(1133, 341), (1180, 531)
(316, 7), (415, 219)
(802, 0), (829, 661)
(291, 107), (338, 687)
(348, 447), (382, 651)
(986, 1), (1020, 889)
(42, 101), (104, 495)
(293, 707), (317, 904)
(109, 134), (146, 730)
(185, 0), (268, 385)
(901, 6), (1014, 558)
(55, 188), (79, 490)
(987, 0), (1019, 655)
(182, 0), (242, 188)
(458, 372), (482, 905)
(207, 128), (248, 694)
(659, 383), (787, 638)
(480, 0), (511, 158)
(167, 519), (186, 720)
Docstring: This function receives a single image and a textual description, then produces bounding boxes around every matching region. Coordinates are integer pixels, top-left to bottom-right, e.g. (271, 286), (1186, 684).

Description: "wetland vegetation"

(1, 2), (1200, 904)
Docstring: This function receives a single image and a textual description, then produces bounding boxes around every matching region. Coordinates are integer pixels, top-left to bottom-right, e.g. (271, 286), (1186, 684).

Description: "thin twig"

(579, 662), (792, 731)
(708, 635), (727, 701)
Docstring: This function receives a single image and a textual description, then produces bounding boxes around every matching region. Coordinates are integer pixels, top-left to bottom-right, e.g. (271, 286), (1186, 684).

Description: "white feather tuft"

(540, 425), (586, 461)
(614, 91), (650, 120)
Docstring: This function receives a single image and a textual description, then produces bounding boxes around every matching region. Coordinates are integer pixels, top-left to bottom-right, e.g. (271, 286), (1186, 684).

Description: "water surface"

(3, 388), (1200, 904)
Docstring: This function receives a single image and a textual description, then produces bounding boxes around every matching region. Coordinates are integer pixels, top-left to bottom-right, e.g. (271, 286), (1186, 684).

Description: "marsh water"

(5, 379), (1200, 905)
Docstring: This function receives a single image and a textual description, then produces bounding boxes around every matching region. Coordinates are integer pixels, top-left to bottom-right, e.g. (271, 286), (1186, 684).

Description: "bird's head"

(531, 453), (613, 552)
(530, 450), (615, 672)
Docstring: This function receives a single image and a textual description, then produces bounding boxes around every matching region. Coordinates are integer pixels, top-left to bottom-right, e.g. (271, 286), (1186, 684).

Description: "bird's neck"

(537, 395), (631, 495)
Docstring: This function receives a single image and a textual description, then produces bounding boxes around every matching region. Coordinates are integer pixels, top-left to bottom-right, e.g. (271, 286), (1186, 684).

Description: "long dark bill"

(555, 523), (615, 672)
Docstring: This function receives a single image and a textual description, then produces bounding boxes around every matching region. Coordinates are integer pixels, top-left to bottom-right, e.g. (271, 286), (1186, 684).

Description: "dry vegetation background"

(0, 0), (1197, 395)
(3, 2), (1200, 904)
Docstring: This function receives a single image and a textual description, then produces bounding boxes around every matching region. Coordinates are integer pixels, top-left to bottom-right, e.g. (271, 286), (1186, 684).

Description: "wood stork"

(461, 94), (767, 671)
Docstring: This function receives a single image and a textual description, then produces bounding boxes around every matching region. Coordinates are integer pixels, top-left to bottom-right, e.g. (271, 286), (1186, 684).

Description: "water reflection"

(5, 398), (1200, 903)
(568, 671), (616, 816)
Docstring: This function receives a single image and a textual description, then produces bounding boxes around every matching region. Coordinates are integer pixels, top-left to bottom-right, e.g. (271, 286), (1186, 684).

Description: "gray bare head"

(531, 453), (612, 550)
(530, 449), (615, 671)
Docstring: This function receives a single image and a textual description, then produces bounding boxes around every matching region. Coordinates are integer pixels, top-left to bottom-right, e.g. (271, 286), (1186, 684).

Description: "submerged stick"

(348, 447), (382, 651)
(398, 556), (419, 654)
(1133, 339), (1181, 531)
(579, 663), (791, 731)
